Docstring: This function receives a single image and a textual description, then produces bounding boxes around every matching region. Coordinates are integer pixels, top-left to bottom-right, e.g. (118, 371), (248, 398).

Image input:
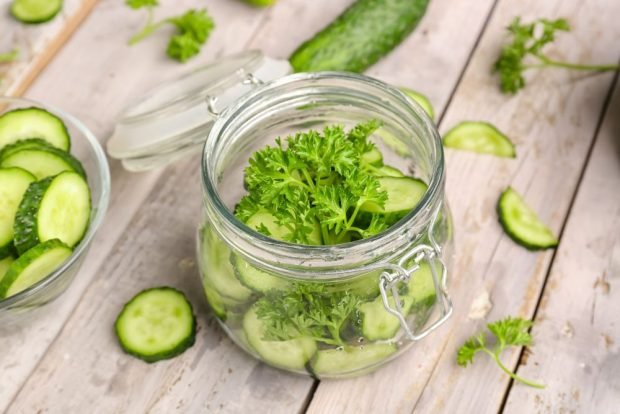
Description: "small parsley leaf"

(457, 316), (544, 388)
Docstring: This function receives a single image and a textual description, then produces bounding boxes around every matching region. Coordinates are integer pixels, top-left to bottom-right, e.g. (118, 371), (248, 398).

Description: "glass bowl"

(0, 97), (110, 328)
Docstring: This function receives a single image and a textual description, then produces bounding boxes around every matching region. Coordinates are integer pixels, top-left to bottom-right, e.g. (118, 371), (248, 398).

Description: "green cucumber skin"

(0, 108), (70, 151)
(0, 138), (54, 160)
(114, 287), (197, 363)
(11, 0), (63, 24)
(497, 188), (558, 251)
(13, 177), (54, 255)
(0, 239), (71, 298)
(290, 0), (430, 73)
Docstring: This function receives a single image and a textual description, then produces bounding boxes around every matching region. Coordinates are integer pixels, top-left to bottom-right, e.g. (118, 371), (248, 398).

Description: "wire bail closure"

(378, 208), (453, 341)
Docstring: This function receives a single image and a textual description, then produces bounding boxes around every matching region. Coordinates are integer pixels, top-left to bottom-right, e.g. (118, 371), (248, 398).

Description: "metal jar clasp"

(378, 243), (453, 341)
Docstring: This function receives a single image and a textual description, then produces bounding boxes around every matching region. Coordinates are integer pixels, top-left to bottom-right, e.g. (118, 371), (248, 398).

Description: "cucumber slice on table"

(0, 108), (70, 151)
(443, 121), (515, 158)
(0, 146), (86, 179)
(0, 167), (36, 258)
(290, 0), (429, 73)
(243, 305), (317, 371)
(400, 88), (435, 120)
(361, 177), (427, 214)
(115, 287), (196, 363)
(0, 239), (72, 298)
(497, 187), (558, 250)
(13, 171), (91, 255)
(308, 343), (397, 377)
(11, 0), (63, 24)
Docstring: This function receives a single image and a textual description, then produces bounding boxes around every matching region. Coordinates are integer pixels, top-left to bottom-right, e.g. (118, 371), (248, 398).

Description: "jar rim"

(201, 72), (445, 274)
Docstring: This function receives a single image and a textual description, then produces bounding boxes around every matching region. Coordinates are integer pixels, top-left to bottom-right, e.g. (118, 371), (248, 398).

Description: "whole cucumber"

(290, 0), (430, 73)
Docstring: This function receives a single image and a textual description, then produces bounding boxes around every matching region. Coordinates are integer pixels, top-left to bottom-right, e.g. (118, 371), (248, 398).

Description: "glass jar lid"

(106, 50), (292, 171)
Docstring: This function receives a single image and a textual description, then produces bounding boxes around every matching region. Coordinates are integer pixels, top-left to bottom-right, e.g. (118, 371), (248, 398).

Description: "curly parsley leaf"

(238, 120), (388, 245)
(0, 49), (19, 63)
(494, 17), (619, 94)
(127, 2), (214, 63)
(457, 316), (544, 388)
(255, 283), (361, 346)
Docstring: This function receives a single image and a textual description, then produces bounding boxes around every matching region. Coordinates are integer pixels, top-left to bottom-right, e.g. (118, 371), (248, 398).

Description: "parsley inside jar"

(199, 72), (454, 378)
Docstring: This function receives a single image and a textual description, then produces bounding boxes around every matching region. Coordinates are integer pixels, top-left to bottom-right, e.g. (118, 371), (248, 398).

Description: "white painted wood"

(503, 76), (620, 414)
(0, 0), (97, 96)
(0, 0), (290, 411)
(307, 0), (620, 413)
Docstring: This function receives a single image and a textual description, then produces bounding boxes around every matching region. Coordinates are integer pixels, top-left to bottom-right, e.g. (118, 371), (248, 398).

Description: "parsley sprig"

(236, 120), (390, 245)
(457, 316), (545, 388)
(126, 0), (214, 63)
(255, 283), (361, 346)
(0, 49), (19, 63)
(494, 17), (619, 94)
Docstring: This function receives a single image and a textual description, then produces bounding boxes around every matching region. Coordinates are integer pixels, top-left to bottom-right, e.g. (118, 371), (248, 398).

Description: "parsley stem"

(128, 9), (169, 45)
(528, 54), (620, 72)
(483, 349), (545, 389)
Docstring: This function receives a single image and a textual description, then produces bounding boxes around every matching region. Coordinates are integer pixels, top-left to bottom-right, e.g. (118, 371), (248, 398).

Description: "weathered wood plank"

(0, 0), (277, 411)
(0, 0), (98, 96)
(503, 76), (620, 414)
(307, 0), (620, 413)
(2, 1), (359, 413)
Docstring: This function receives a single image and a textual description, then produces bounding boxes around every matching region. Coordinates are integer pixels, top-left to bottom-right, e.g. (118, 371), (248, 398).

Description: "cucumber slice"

(13, 172), (91, 255)
(199, 227), (253, 302)
(308, 343), (397, 377)
(203, 285), (228, 321)
(374, 165), (405, 178)
(1, 147), (86, 179)
(0, 167), (36, 257)
(443, 121), (515, 158)
(361, 177), (427, 214)
(114, 287), (196, 363)
(0, 239), (72, 298)
(243, 305), (317, 370)
(0, 108), (70, 150)
(400, 88), (435, 120)
(406, 262), (437, 305)
(246, 209), (322, 245)
(360, 147), (383, 166)
(359, 295), (413, 341)
(497, 187), (558, 250)
(328, 271), (380, 299)
(232, 254), (290, 293)
(0, 138), (53, 159)
(0, 256), (14, 279)
(289, 0), (429, 73)
(11, 0), (63, 24)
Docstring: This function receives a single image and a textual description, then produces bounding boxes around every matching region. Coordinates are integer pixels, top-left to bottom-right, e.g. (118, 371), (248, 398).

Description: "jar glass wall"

(197, 72), (453, 378)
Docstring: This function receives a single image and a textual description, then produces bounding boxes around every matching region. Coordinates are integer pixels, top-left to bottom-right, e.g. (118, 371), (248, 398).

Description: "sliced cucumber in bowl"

(0, 108), (70, 150)
(14, 171), (91, 255)
(0, 167), (36, 258)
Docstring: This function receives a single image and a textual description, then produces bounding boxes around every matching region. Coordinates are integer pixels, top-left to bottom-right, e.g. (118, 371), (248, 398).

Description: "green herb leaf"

(126, 0), (158, 9)
(0, 49), (19, 63)
(166, 33), (201, 63)
(494, 17), (619, 94)
(170, 9), (214, 44)
(457, 316), (545, 388)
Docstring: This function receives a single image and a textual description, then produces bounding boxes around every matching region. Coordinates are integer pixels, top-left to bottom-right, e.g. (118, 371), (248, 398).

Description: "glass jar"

(197, 71), (454, 378)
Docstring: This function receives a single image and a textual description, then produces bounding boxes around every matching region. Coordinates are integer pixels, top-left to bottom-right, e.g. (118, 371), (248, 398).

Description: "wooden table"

(1, 0), (619, 412)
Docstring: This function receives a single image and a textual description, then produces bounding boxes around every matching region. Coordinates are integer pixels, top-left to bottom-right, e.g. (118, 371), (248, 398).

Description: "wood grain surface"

(1, 0), (619, 412)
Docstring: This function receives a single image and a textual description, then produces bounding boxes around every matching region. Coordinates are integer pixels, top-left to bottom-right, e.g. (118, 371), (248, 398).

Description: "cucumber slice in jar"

(199, 227), (253, 303)
(359, 295), (414, 341)
(231, 254), (290, 293)
(360, 177), (427, 215)
(497, 187), (558, 250)
(0, 239), (72, 298)
(0, 108), (70, 150)
(114, 287), (196, 363)
(360, 147), (383, 166)
(246, 209), (322, 245)
(11, 0), (63, 24)
(373, 164), (405, 178)
(0, 167), (36, 258)
(443, 121), (515, 158)
(243, 305), (317, 371)
(13, 172), (91, 255)
(308, 343), (397, 377)
(400, 88), (435, 120)
(0, 146), (86, 179)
